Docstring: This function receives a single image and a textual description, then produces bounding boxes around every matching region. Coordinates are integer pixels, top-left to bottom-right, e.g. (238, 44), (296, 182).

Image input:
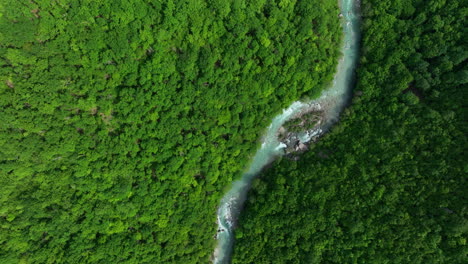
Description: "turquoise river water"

(212, 0), (361, 262)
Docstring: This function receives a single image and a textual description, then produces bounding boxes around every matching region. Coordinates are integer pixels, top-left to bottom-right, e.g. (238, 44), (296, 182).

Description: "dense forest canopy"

(233, 0), (467, 263)
(0, 0), (342, 263)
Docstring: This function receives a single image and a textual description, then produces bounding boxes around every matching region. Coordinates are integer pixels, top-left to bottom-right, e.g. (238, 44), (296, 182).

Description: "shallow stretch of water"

(212, 0), (361, 263)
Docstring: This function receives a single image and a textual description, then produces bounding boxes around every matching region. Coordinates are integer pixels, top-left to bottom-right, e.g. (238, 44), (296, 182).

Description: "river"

(212, 0), (361, 263)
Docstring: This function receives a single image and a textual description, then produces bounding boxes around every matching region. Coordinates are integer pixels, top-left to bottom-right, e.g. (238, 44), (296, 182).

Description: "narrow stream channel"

(212, 0), (361, 263)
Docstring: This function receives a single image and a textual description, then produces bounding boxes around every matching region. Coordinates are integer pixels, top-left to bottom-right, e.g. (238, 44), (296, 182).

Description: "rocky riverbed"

(277, 102), (326, 156)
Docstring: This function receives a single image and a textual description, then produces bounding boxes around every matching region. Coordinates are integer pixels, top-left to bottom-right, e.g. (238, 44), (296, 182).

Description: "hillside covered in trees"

(233, 0), (467, 263)
(0, 0), (342, 263)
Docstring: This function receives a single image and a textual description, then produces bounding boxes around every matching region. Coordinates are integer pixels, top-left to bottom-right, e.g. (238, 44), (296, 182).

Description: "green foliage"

(233, 0), (467, 263)
(0, 0), (341, 263)
(283, 111), (322, 132)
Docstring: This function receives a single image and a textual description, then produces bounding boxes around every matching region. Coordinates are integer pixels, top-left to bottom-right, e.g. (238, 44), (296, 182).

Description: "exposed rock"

(277, 105), (326, 155)
(297, 142), (308, 152)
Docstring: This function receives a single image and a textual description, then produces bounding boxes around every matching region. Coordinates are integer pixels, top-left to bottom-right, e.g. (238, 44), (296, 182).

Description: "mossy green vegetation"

(0, 0), (341, 262)
(233, 0), (467, 263)
(282, 110), (323, 132)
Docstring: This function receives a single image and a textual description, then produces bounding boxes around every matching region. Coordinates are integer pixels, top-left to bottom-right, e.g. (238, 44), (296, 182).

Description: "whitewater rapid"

(212, 0), (361, 263)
